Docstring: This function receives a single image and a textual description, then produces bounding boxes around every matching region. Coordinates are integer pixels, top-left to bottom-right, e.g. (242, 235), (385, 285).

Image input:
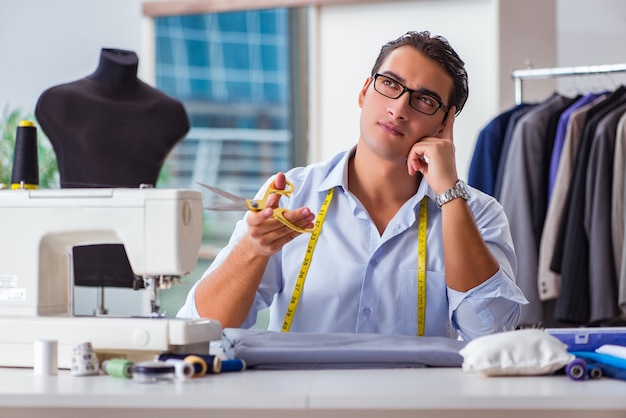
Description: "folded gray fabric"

(221, 328), (468, 369)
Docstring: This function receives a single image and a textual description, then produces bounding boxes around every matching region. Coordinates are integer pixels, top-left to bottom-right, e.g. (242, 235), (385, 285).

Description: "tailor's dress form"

(35, 48), (190, 288)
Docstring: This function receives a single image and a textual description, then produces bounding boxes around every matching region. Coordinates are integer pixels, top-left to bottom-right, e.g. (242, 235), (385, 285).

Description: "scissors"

(197, 180), (314, 234)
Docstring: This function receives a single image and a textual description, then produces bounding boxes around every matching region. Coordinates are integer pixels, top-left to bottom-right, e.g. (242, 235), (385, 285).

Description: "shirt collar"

(317, 145), (437, 208)
(317, 146), (354, 193)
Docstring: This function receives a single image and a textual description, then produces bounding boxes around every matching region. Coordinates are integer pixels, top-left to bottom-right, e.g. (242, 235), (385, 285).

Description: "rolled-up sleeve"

(447, 269), (529, 341)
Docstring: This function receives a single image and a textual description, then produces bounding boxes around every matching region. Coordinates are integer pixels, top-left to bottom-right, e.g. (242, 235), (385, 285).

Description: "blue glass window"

(154, 9), (296, 242)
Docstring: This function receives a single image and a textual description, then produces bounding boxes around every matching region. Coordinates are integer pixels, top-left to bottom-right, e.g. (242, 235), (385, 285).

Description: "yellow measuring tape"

(417, 196), (428, 336)
(281, 187), (334, 332)
(281, 190), (428, 335)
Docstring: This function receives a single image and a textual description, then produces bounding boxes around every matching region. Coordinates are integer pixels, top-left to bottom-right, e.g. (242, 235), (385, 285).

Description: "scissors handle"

(245, 180), (296, 211)
(272, 208), (315, 234)
(245, 180), (313, 233)
(263, 179), (295, 200)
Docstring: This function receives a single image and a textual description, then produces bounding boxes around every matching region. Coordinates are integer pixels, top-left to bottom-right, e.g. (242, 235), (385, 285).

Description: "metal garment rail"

(511, 63), (626, 104)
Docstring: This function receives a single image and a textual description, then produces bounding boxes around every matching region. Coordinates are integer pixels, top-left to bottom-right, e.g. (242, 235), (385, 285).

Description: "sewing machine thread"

(132, 361), (175, 383)
(102, 358), (134, 378)
(10, 121), (39, 190)
(70, 342), (100, 376)
(164, 358), (194, 379)
(158, 353), (222, 375)
(221, 359), (246, 372)
(33, 339), (57, 376)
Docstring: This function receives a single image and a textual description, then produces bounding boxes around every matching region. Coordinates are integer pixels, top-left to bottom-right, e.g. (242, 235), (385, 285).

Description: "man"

(178, 31), (527, 340)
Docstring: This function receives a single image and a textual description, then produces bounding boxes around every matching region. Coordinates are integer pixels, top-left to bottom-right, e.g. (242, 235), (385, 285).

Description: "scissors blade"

(197, 182), (247, 204)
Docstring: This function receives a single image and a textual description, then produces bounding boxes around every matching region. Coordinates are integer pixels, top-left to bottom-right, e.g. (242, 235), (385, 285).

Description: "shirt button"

(363, 307), (372, 316)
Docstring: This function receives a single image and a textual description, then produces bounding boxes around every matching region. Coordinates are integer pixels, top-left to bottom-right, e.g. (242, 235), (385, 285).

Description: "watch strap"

(435, 180), (469, 208)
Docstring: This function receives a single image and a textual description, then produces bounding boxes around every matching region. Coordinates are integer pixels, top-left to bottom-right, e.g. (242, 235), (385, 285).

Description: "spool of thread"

(10, 120), (39, 190)
(164, 359), (194, 380)
(183, 355), (208, 377)
(102, 358), (134, 379)
(72, 341), (94, 355)
(132, 361), (175, 384)
(158, 353), (222, 375)
(70, 341), (100, 377)
(33, 339), (58, 376)
(221, 359), (246, 372)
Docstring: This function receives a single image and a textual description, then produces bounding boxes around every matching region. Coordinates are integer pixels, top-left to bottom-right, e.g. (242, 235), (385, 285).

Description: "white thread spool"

(33, 339), (58, 376)
(165, 359), (195, 380)
(71, 341), (99, 376)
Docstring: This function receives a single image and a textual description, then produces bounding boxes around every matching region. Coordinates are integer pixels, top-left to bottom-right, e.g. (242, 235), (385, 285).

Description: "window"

(154, 8), (307, 245)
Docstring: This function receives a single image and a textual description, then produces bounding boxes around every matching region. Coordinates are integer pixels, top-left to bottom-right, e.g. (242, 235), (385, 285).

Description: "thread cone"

(10, 120), (39, 189)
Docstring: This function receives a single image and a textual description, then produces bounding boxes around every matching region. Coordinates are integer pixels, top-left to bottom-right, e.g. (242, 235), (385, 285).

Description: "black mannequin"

(35, 48), (190, 288)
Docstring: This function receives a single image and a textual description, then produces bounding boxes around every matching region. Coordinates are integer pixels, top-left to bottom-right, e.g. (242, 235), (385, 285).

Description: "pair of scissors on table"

(197, 180), (314, 233)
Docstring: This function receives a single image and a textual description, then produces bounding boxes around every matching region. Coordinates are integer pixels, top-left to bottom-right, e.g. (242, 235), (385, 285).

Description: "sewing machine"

(0, 187), (221, 368)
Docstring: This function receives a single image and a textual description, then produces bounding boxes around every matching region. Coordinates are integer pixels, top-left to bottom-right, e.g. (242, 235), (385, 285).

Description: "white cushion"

(459, 329), (574, 376)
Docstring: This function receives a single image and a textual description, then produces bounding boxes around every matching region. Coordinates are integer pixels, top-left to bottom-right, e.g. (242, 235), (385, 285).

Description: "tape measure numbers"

(281, 190), (429, 335)
(417, 196), (428, 336)
(282, 187), (334, 332)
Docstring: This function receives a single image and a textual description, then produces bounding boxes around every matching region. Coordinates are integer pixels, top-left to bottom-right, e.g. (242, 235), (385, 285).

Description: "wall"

(555, 0), (626, 96)
(312, 0), (499, 177)
(0, 0), (147, 114)
(311, 0), (557, 178)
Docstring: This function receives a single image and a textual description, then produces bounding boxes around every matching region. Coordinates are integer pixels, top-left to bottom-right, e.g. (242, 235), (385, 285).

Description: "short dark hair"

(371, 31), (469, 115)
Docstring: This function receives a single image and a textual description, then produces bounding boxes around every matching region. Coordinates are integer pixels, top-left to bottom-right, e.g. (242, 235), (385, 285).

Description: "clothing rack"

(511, 63), (626, 104)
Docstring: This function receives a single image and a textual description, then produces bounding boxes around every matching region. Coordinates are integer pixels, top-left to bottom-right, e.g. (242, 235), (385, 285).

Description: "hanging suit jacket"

(533, 96), (580, 251)
(585, 101), (626, 323)
(548, 93), (606, 202)
(613, 113), (626, 312)
(493, 105), (537, 200)
(499, 94), (576, 326)
(537, 94), (609, 301)
(468, 103), (530, 196)
(553, 86), (626, 324)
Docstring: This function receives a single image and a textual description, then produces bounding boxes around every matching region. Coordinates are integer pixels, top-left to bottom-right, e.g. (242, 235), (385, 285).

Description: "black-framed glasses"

(372, 73), (448, 116)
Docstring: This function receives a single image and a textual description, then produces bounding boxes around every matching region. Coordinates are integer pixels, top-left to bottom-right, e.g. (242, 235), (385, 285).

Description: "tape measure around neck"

(417, 196), (428, 336)
(281, 190), (428, 335)
(281, 187), (335, 332)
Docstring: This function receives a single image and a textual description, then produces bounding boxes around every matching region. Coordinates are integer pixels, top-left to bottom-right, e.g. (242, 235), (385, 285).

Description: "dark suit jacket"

(468, 104), (531, 196)
(553, 86), (626, 324)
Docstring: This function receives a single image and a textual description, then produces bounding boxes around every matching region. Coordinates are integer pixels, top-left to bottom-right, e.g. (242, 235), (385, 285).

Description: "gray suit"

(586, 102), (626, 323)
(499, 94), (575, 326)
(615, 113), (626, 312)
(538, 95), (608, 302)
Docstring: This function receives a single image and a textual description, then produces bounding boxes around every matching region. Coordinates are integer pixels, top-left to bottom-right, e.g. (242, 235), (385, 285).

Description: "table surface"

(1, 366), (626, 418)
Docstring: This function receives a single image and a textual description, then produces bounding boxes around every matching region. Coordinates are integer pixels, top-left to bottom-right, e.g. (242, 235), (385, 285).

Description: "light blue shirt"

(178, 149), (528, 340)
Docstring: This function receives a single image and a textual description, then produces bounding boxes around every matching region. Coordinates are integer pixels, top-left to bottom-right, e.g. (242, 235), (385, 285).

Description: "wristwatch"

(435, 179), (470, 208)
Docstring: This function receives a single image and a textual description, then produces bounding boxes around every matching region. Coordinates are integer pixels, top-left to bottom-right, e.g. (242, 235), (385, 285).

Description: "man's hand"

(244, 172), (315, 255)
(407, 106), (459, 194)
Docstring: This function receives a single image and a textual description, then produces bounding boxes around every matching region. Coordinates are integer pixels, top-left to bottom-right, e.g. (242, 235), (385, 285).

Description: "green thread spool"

(103, 358), (134, 378)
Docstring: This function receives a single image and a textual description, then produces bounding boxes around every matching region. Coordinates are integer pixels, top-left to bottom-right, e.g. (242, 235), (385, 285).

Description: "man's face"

(358, 45), (454, 164)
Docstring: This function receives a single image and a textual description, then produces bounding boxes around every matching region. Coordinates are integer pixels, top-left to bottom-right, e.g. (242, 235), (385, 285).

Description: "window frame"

(142, 0), (380, 17)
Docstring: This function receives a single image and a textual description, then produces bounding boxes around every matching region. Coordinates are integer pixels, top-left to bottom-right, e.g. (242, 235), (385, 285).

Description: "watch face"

(457, 180), (470, 200)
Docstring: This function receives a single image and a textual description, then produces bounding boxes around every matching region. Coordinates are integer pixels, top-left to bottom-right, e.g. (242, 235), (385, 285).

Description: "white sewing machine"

(0, 187), (221, 368)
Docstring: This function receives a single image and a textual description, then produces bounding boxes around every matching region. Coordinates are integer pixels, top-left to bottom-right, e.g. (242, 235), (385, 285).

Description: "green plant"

(0, 105), (59, 188)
